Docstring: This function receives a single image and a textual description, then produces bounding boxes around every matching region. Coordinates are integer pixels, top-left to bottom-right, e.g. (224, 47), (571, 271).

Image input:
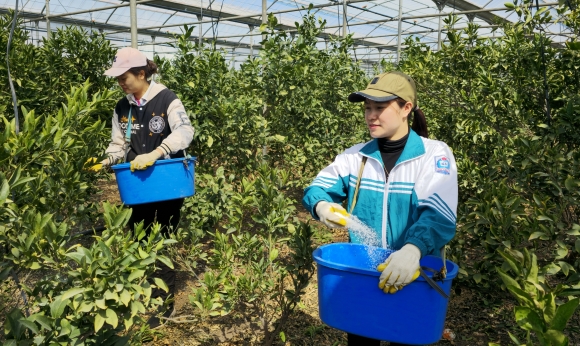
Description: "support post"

(130, 0), (138, 48)
(262, 0), (268, 161)
(196, 15), (202, 47)
(433, 0), (447, 50)
(396, 0), (402, 64)
(342, 0), (347, 37)
(35, 21), (40, 46)
(45, 0), (51, 39)
(249, 25), (254, 57)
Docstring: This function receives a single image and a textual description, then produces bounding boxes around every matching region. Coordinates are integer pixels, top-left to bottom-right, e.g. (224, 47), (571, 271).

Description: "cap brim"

(348, 90), (399, 103)
(104, 67), (130, 77)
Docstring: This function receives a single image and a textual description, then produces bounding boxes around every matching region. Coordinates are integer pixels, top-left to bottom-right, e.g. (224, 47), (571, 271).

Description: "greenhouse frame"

(0, 0), (572, 68)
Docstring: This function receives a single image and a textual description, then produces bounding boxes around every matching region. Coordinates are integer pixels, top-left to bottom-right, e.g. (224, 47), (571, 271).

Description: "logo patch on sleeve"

(434, 155), (450, 175)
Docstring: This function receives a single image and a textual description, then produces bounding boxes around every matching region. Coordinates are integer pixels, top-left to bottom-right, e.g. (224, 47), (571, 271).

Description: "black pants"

(347, 333), (411, 345)
(129, 198), (184, 302)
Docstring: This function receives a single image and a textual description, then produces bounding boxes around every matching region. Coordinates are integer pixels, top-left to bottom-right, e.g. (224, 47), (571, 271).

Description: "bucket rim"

(313, 243), (458, 281)
(112, 156), (197, 171)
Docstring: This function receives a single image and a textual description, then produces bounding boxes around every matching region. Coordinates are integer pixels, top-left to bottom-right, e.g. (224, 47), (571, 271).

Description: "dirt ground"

(5, 176), (578, 346)
(97, 176), (580, 346)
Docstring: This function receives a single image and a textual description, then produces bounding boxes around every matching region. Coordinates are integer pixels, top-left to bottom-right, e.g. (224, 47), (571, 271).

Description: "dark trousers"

(347, 333), (411, 345)
(129, 198), (184, 302)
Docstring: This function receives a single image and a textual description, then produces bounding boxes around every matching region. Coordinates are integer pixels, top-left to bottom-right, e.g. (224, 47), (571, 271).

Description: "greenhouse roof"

(0, 0), (572, 64)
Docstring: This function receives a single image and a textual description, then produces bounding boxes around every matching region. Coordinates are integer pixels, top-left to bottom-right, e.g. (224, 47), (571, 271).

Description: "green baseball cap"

(348, 71), (417, 107)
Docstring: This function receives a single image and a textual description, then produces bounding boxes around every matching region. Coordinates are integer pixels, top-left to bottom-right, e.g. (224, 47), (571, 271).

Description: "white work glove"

(378, 244), (421, 293)
(315, 201), (349, 228)
(130, 149), (164, 172)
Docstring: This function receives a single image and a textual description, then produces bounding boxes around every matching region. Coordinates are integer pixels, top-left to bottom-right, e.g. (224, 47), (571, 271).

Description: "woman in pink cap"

(94, 47), (194, 328)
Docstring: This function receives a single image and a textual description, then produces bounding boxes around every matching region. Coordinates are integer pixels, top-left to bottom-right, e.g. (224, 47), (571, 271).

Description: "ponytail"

(394, 97), (429, 138)
(128, 59), (158, 80)
(411, 107), (428, 138)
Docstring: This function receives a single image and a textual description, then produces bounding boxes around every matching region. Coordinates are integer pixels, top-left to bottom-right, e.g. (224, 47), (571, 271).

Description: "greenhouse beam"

(28, 0), (158, 22)
(111, 0), (370, 32)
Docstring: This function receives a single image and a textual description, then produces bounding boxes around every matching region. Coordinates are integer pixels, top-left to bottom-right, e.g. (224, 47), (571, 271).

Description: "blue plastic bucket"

(313, 243), (458, 345)
(111, 157), (196, 205)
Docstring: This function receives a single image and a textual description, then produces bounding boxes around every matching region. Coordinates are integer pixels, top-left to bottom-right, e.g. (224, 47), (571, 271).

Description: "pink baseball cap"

(104, 47), (147, 77)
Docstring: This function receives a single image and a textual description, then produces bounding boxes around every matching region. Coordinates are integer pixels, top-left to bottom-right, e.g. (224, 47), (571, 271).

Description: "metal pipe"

(396, 0), (402, 64)
(437, 13), (442, 50)
(111, 0), (371, 33)
(342, 0), (347, 37)
(45, 0), (50, 39)
(30, 0), (157, 21)
(130, 0), (138, 48)
(262, 0), (267, 43)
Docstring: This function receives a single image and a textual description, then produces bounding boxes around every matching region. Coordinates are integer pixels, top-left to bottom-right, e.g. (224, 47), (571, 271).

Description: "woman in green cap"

(303, 71), (458, 345)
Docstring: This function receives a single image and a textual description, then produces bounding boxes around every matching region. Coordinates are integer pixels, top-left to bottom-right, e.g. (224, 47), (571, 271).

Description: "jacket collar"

(360, 129), (425, 166)
(126, 81), (166, 106)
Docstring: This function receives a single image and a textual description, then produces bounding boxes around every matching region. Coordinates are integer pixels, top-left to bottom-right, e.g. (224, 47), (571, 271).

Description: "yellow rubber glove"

(85, 157), (107, 172)
(130, 149), (164, 172)
(377, 244), (421, 294)
(315, 201), (349, 228)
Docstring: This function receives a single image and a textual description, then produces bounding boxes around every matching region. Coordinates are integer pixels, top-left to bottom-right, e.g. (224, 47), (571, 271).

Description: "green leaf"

(280, 331), (286, 342)
(0, 178), (9, 203)
(544, 329), (568, 345)
(507, 285), (534, 305)
(550, 298), (579, 331)
(505, 2), (516, 9)
(19, 319), (39, 334)
(157, 255), (174, 269)
(94, 310), (106, 332)
(529, 232), (548, 240)
(543, 293), (556, 325)
(515, 306), (544, 333)
(128, 269), (145, 282)
(50, 297), (70, 319)
(28, 313), (52, 331)
(153, 278), (169, 293)
(269, 248), (279, 261)
(120, 290), (132, 307)
(497, 268), (520, 290)
(566, 41), (580, 50)
(498, 249), (521, 276)
(61, 287), (85, 301)
(105, 308), (118, 328)
(207, 136), (214, 148)
(566, 224), (580, 236)
(564, 177), (577, 191)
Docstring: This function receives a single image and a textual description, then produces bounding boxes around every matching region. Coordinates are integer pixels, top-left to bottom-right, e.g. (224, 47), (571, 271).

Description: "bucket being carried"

(112, 157), (196, 205)
(313, 243), (458, 345)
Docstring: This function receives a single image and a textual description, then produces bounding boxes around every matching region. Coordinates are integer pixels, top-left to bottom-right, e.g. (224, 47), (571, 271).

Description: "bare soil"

(4, 176), (579, 346)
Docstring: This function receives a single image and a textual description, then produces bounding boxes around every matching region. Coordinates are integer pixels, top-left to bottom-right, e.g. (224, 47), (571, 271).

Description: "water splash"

(345, 215), (391, 269)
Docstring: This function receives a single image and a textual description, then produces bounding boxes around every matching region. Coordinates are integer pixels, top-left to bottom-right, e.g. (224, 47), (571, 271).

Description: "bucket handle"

(419, 247), (449, 299)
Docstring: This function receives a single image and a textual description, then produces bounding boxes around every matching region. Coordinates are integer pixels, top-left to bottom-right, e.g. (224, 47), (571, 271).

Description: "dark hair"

(395, 98), (428, 138)
(127, 59), (158, 80)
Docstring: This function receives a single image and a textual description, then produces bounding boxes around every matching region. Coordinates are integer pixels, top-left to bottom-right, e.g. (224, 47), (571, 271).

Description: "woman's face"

(364, 99), (413, 139)
(116, 71), (147, 95)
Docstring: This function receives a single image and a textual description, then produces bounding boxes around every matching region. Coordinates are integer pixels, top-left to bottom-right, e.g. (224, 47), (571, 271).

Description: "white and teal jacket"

(302, 130), (458, 257)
